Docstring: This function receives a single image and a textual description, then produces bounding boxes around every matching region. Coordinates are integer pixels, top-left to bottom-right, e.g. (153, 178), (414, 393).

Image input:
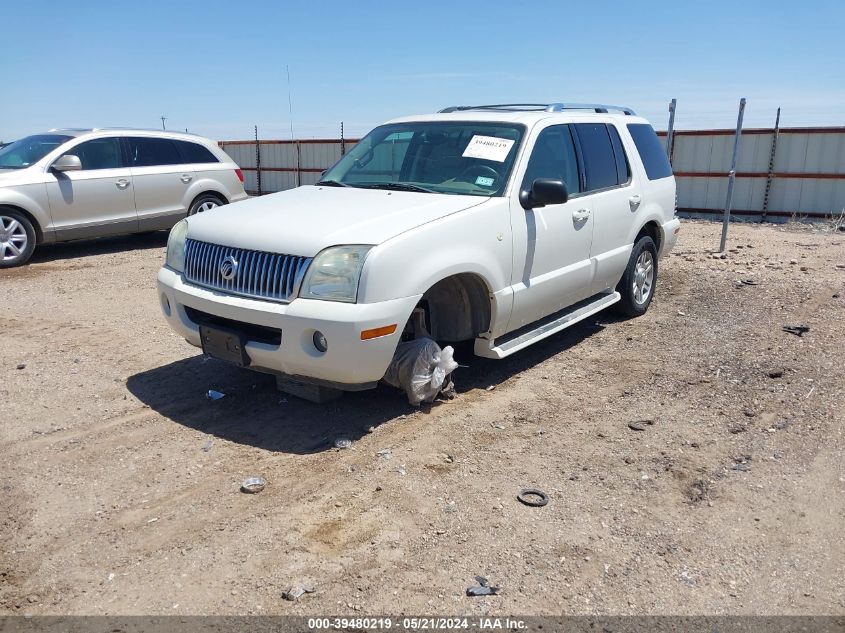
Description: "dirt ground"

(1, 220), (843, 616)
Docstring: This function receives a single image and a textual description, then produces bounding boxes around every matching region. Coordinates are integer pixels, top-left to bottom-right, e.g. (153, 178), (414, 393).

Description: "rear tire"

(615, 235), (658, 317)
(188, 193), (226, 216)
(0, 210), (36, 268)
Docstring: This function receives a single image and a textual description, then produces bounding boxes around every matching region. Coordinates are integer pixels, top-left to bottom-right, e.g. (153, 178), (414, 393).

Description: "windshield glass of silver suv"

(0, 134), (72, 169)
(320, 122), (524, 196)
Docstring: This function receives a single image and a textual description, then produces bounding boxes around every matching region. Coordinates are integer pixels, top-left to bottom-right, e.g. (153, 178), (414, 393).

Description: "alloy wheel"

(632, 250), (654, 305)
(0, 215), (28, 262)
(196, 201), (219, 214)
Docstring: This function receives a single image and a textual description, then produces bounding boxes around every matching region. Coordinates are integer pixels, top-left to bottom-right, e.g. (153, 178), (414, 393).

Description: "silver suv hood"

(0, 168), (39, 185)
(185, 185), (488, 256)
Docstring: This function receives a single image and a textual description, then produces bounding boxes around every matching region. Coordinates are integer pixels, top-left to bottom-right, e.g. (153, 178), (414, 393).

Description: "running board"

(474, 291), (620, 359)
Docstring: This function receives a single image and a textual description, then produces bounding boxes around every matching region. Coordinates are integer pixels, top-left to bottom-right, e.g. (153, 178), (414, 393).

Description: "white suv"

(0, 129), (247, 267)
(158, 103), (679, 393)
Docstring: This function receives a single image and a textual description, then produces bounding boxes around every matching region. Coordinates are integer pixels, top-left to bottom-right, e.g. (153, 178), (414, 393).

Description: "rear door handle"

(115, 179), (130, 190)
(572, 208), (591, 221)
(629, 194), (642, 210)
(181, 174), (193, 184)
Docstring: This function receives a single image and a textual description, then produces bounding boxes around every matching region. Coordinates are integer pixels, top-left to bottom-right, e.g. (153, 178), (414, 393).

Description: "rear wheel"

(615, 235), (657, 317)
(0, 210), (36, 268)
(188, 193), (225, 216)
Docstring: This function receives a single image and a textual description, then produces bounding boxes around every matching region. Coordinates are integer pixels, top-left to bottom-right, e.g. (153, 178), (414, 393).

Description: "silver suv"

(0, 129), (247, 267)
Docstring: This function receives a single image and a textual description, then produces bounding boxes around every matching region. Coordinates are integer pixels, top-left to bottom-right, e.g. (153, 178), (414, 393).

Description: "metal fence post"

(719, 98), (746, 252)
(666, 98), (677, 164)
(296, 141), (301, 187)
(254, 125), (262, 196)
(761, 107), (780, 223)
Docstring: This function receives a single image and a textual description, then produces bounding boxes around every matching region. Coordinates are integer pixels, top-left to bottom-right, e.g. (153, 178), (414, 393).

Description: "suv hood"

(186, 185), (487, 256)
(0, 168), (39, 185)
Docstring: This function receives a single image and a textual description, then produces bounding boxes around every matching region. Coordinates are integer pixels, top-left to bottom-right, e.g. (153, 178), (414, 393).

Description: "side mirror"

(519, 178), (569, 210)
(52, 154), (82, 172)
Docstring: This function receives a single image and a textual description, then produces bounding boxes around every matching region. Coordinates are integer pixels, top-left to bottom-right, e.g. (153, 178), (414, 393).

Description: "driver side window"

(63, 138), (123, 171)
(521, 125), (581, 196)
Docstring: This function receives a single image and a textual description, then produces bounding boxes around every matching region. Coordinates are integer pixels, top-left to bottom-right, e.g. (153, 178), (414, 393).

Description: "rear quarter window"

(627, 123), (673, 180)
(176, 141), (219, 164)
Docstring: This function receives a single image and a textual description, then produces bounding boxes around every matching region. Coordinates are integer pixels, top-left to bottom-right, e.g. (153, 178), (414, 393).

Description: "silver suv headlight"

(165, 219), (189, 272)
(299, 245), (373, 303)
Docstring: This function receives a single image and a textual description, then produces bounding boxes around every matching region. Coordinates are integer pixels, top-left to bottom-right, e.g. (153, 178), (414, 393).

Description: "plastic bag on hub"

(383, 337), (459, 406)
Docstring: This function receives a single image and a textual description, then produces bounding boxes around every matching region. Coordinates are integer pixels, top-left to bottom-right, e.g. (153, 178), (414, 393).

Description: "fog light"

(313, 331), (328, 353)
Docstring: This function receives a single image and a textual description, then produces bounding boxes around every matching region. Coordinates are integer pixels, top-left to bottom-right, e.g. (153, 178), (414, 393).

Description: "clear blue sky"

(2, 0), (843, 142)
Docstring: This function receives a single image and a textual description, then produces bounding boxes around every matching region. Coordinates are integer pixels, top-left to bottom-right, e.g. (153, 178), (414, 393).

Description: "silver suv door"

(126, 136), (195, 231)
(45, 136), (138, 239)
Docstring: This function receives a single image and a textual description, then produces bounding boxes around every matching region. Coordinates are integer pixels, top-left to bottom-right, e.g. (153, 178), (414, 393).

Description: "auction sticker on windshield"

(462, 135), (515, 162)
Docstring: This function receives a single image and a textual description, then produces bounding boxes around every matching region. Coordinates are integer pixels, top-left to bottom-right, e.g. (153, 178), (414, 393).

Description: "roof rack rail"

(94, 127), (190, 133)
(438, 103), (637, 115)
(48, 127), (199, 134)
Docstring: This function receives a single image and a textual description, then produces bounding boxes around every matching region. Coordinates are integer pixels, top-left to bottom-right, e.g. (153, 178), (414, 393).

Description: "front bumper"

(157, 266), (420, 388)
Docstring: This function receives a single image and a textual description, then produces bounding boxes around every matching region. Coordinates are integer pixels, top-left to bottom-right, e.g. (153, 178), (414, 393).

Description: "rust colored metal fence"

(220, 126), (845, 222)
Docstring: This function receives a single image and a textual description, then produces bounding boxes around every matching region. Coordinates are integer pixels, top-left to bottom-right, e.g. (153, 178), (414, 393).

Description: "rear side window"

(521, 125), (581, 195)
(175, 140), (219, 164)
(65, 137), (123, 170)
(573, 123), (619, 192)
(127, 137), (183, 167)
(627, 123), (673, 180)
(607, 125), (630, 185)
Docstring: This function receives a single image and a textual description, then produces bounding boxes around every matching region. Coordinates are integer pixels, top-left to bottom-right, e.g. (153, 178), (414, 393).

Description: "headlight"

(299, 245), (373, 303)
(165, 219), (189, 272)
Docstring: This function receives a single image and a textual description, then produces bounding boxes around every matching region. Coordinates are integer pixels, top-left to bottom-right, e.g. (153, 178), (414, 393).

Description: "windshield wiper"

(315, 179), (352, 187)
(357, 182), (436, 194)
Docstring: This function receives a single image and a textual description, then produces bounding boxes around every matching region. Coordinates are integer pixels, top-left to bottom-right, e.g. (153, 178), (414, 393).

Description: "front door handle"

(181, 174), (193, 184)
(115, 179), (130, 190)
(572, 208), (591, 221)
(629, 194), (642, 211)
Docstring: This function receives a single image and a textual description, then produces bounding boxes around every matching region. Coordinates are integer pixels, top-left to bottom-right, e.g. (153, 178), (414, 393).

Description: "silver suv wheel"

(188, 195), (224, 216)
(0, 215), (28, 262)
(196, 201), (219, 213)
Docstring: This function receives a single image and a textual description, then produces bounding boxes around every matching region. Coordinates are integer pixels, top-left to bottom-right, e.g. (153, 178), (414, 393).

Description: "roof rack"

(48, 127), (199, 135)
(93, 127), (196, 133)
(438, 103), (637, 115)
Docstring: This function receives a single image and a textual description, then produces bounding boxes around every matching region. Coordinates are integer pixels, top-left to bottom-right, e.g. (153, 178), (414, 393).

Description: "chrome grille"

(183, 239), (311, 303)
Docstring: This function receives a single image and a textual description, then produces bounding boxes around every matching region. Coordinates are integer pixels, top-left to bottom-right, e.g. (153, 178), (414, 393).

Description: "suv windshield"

(321, 122), (524, 196)
(0, 134), (73, 169)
